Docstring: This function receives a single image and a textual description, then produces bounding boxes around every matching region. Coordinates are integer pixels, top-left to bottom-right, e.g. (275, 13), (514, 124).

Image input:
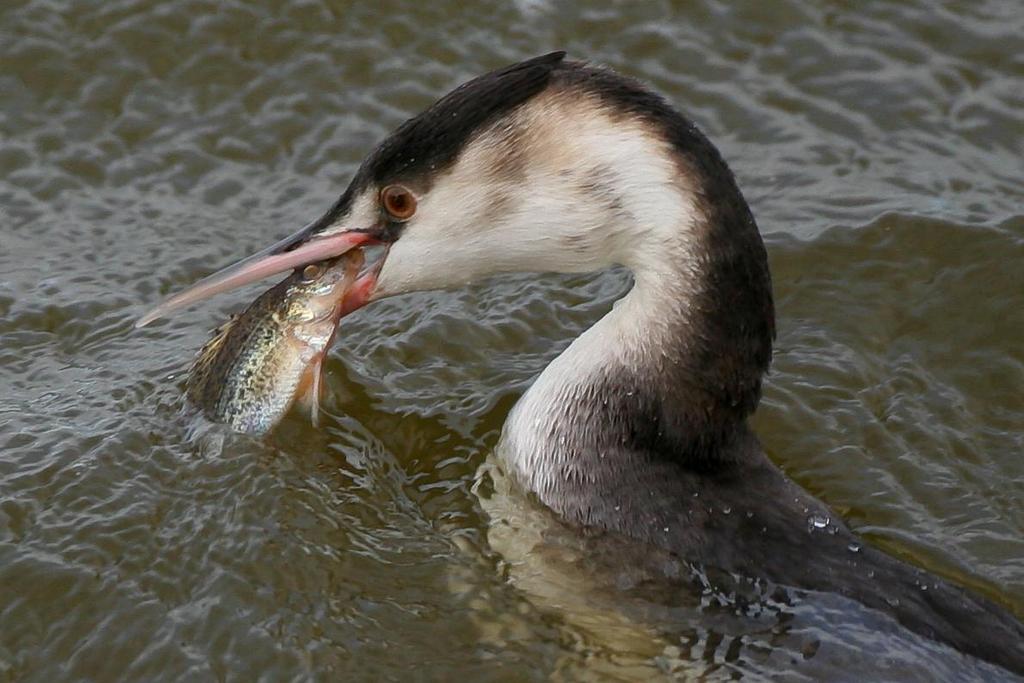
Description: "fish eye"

(302, 264), (324, 280)
(381, 185), (417, 221)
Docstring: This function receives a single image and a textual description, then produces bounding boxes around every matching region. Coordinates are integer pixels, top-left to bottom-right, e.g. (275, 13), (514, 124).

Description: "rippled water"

(2, 1), (1022, 680)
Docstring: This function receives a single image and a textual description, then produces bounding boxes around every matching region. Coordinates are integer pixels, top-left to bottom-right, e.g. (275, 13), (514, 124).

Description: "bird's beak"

(135, 219), (381, 328)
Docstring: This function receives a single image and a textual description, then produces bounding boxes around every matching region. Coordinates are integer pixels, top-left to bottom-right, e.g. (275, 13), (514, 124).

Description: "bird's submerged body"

(499, 240), (1024, 676)
(142, 53), (1024, 676)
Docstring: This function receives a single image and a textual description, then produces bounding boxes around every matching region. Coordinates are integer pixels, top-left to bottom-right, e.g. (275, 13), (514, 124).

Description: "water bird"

(138, 53), (1024, 675)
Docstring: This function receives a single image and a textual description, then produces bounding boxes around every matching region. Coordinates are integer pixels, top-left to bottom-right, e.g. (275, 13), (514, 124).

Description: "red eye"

(381, 185), (417, 221)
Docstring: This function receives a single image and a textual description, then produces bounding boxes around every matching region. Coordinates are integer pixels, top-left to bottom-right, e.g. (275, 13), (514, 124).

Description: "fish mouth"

(136, 219), (386, 328)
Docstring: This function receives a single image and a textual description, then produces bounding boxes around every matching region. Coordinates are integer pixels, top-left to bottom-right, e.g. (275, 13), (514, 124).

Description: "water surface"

(2, 1), (1022, 680)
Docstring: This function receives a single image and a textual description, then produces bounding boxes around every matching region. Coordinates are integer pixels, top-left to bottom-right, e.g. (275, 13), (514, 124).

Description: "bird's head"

(138, 52), (773, 400)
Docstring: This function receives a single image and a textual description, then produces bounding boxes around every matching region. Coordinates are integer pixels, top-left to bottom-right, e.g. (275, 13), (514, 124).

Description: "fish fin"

(310, 358), (322, 428)
(297, 354), (325, 428)
(185, 314), (239, 399)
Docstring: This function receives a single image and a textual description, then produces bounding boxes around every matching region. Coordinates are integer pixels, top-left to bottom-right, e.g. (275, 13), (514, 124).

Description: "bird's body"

(140, 53), (1024, 676)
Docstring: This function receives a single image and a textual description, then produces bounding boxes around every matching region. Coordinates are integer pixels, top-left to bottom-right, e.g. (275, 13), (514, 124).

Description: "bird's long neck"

(500, 277), (681, 498)
(500, 210), (772, 512)
(493, 81), (775, 512)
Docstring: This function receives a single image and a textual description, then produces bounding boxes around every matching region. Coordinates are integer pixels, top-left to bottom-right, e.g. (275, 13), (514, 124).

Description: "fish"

(185, 250), (363, 434)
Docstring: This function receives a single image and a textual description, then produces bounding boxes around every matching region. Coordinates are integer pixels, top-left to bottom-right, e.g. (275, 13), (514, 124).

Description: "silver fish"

(185, 251), (363, 434)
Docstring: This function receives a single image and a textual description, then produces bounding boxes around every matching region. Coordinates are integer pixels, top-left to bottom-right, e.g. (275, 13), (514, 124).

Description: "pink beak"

(136, 222), (378, 328)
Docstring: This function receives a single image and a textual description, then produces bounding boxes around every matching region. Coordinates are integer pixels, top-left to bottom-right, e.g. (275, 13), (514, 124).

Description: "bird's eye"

(381, 185), (417, 221)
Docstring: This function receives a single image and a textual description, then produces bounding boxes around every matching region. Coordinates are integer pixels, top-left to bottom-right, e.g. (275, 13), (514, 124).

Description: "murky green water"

(2, 1), (1022, 680)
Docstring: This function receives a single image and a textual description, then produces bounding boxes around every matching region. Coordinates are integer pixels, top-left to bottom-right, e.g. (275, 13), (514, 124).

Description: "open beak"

(136, 220), (381, 328)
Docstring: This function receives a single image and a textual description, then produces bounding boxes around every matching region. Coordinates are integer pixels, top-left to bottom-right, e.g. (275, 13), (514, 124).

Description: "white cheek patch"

(375, 88), (703, 301)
